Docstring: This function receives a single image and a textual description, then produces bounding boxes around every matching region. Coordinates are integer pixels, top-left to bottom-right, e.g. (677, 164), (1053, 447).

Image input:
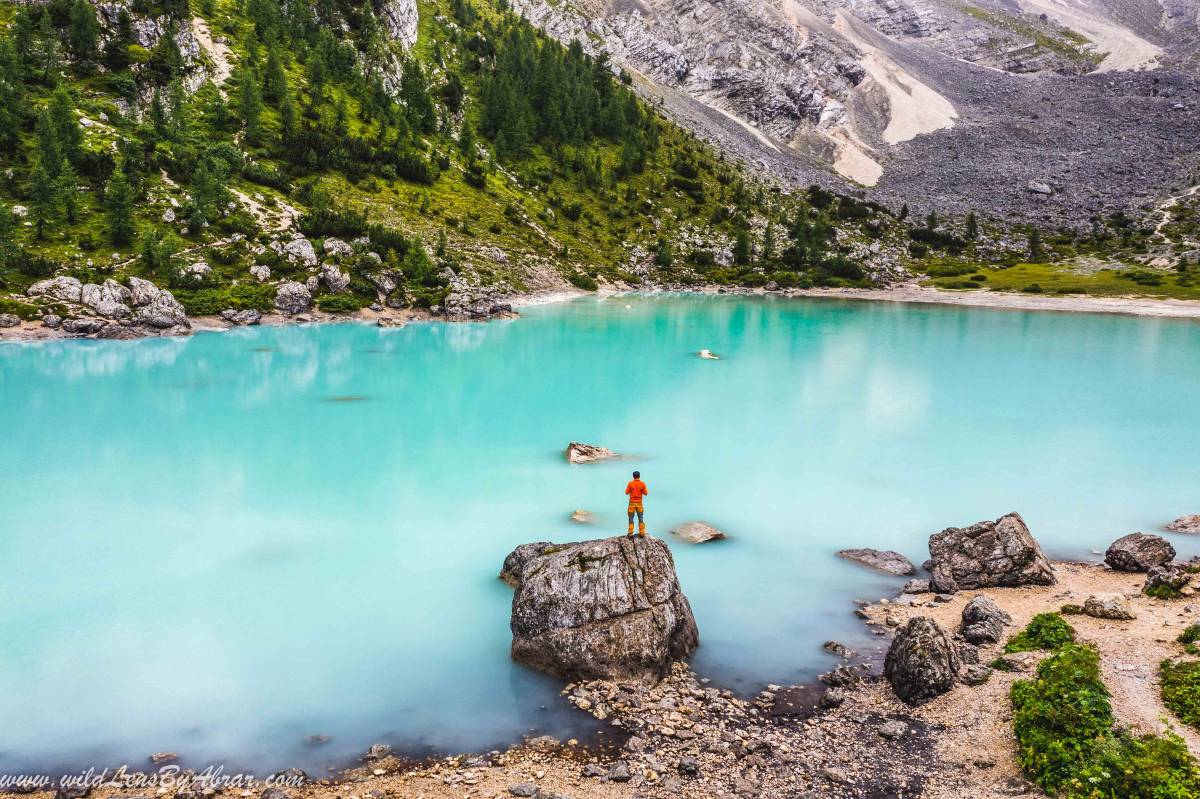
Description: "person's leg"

(627, 505), (635, 537)
(637, 506), (646, 537)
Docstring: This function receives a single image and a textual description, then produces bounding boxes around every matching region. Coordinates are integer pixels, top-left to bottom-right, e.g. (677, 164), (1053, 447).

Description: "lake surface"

(3, 294), (1199, 775)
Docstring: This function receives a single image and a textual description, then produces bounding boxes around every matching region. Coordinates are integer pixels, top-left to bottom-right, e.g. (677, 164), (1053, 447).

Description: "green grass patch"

(944, 263), (1200, 301)
(0, 297), (41, 320)
(1161, 659), (1200, 729)
(1013, 644), (1200, 797)
(1005, 612), (1075, 653)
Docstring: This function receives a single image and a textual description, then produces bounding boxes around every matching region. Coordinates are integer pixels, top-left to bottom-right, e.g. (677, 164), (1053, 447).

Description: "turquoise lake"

(2, 294), (1200, 774)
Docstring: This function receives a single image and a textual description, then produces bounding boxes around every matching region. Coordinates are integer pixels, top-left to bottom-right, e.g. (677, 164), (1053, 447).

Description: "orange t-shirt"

(626, 480), (648, 503)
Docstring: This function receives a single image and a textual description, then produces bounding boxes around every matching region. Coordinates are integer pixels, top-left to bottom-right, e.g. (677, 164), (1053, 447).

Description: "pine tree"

(30, 159), (56, 238)
(762, 222), (775, 262)
(262, 43), (286, 103)
(1028, 229), (1044, 262)
(733, 229), (752, 264)
(67, 0), (100, 64)
(105, 164), (136, 245)
(36, 111), (62, 178)
(56, 160), (79, 223)
(104, 9), (134, 71)
(400, 58), (435, 133)
(926, 209), (938, 230)
(48, 85), (83, 165)
(966, 211), (978, 240)
(458, 119), (476, 157)
(188, 155), (229, 227)
(279, 90), (297, 142)
(34, 9), (62, 85)
(0, 38), (26, 151)
(898, 203), (908, 221)
(237, 63), (264, 141)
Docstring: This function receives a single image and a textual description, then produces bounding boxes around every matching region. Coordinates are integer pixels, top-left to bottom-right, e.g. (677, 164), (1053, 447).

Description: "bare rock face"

(837, 548), (915, 576)
(671, 521), (727, 544)
(1105, 533), (1176, 573)
(960, 595), (1012, 645)
(28, 276), (83, 303)
(884, 616), (960, 705)
(1083, 593), (1136, 620)
(565, 442), (617, 464)
(221, 309), (262, 326)
(1166, 515), (1200, 534)
(504, 537), (699, 683)
(81, 279), (133, 319)
(274, 281), (313, 315)
(928, 512), (1055, 593)
(130, 286), (189, 329)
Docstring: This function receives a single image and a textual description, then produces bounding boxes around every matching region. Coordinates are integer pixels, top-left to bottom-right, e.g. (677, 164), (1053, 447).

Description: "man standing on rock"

(626, 471), (648, 538)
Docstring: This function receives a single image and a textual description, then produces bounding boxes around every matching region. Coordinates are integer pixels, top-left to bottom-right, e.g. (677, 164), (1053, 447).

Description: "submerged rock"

(928, 512), (1055, 593)
(960, 595), (1012, 644)
(1083, 593), (1135, 620)
(1166, 515), (1200, 534)
(565, 442), (617, 463)
(1105, 532), (1175, 572)
(884, 616), (960, 705)
(504, 536), (699, 683)
(671, 521), (727, 544)
(837, 548), (915, 576)
(569, 509), (594, 524)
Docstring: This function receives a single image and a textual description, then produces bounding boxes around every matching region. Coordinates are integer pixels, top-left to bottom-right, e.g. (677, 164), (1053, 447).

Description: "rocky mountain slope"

(512, 0), (1200, 224)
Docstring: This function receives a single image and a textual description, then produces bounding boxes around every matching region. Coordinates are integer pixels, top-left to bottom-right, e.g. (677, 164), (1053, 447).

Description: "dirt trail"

(229, 187), (300, 232)
(1155, 183), (1200, 236)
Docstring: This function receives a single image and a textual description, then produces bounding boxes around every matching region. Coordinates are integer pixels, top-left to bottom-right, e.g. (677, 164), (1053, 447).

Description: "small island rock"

(565, 442), (617, 464)
(837, 548), (915, 576)
(1166, 515), (1200, 534)
(671, 521), (727, 544)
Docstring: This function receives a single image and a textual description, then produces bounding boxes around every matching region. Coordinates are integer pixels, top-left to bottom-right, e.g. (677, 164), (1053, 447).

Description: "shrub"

(1061, 604), (1085, 615)
(1022, 283), (1044, 293)
(0, 298), (40, 320)
(1005, 613), (1075, 653)
(1161, 659), (1200, 729)
(1178, 624), (1200, 646)
(567, 272), (598, 291)
(317, 294), (367, 313)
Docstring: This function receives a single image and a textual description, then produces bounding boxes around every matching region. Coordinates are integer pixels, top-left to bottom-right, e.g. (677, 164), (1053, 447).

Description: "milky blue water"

(3, 294), (1200, 775)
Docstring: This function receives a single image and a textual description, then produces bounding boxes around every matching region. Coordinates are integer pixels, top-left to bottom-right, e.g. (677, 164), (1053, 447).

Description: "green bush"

(1178, 624), (1200, 655)
(317, 294), (369, 313)
(1061, 604), (1085, 615)
(1005, 613), (1075, 653)
(1161, 659), (1200, 728)
(567, 272), (598, 291)
(0, 298), (40, 320)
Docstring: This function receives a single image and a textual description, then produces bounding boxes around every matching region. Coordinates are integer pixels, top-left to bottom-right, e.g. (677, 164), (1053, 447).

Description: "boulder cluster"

(26, 275), (189, 338)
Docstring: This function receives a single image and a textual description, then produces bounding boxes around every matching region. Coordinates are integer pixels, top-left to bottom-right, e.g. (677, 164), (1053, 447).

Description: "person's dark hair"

(632, 471), (640, 478)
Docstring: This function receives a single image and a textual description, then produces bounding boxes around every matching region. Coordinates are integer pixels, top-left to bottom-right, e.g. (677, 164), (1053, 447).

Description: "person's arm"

(625, 483), (631, 496)
(642, 482), (648, 496)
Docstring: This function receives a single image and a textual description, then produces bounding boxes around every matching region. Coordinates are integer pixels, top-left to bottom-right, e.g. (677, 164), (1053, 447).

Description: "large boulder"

(27, 275), (83, 303)
(221, 309), (262, 326)
(127, 276), (161, 307)
(928, 512), (1055, 593)
(131, 289), (189, 329)
(837, 548), (915, 576)
(565, 442), (617, 464)
(1083, 594), (1135, 620)
(319, 263), (351, 293)
(1105, 533), (1175, 573)
(884, 616), (960, 705)
(274, 281), (312, 315)
(504, 537), (699, 683)
(282, 236), (318, 266)
(81, 279), (132, 319)
(1144, 563), (1190, 598)
(960, 595), (1012, 645)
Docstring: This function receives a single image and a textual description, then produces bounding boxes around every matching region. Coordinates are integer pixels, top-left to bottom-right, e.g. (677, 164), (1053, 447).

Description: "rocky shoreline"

(11, 515), (1200, 799)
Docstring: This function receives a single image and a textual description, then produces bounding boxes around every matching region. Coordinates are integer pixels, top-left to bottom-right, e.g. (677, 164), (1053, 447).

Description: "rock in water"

(884, 616), (960, 705)
(565, 442), (617, 463)
(927, 512), (1055, 593)
(960, 595), (1012, 644)
(1083, 593), (1136, 620)
(671, 521), (727, 544)
(1166, 515), (1200, 534)
(569, 509), (594, 524)
(837, 548), (915, 576)
(1105, 533), (1175, 572)
(504, 536), (699, 683)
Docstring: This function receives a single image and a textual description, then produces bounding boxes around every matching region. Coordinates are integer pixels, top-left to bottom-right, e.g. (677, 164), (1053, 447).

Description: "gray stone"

(565, 442), (617, 463)
(60, 318), (106, 335)
(884, 616), (960, 705)
(283, 236), (318, 266)
(131, 289), (189, 329)
(81, 279), (132, 318)
(1167, 515), (1200, 534)
(127, 276), (161, 307)
(221, 309), (262, 326)
(902, 578), (931, 593)
(505, 536), (699, 683)
(507, 784), (538, 797)
(671, 521), (727, 544)
(1083, 593), (1135, 620)
(928, 512), (1055, 592)
(962, 664), (993, 685)
(878, 720), (908, 740)
(320, 263), (351, 293)
(1144, 563), (1190, 597)
(677, 757), (700, 776)
(274, 281), (312, 315)
(42, 314), (62, 329)
(1026, 180), (1053, 195)
(1106, 533), (1176, 572)
(322, 237), (354, 257)
(0, 313), (19, 328)
(250, 264), (271, 282)
(837, 548), (916, 576)
(960, 595), (1012, 644)
(606, 761), (631, 782)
